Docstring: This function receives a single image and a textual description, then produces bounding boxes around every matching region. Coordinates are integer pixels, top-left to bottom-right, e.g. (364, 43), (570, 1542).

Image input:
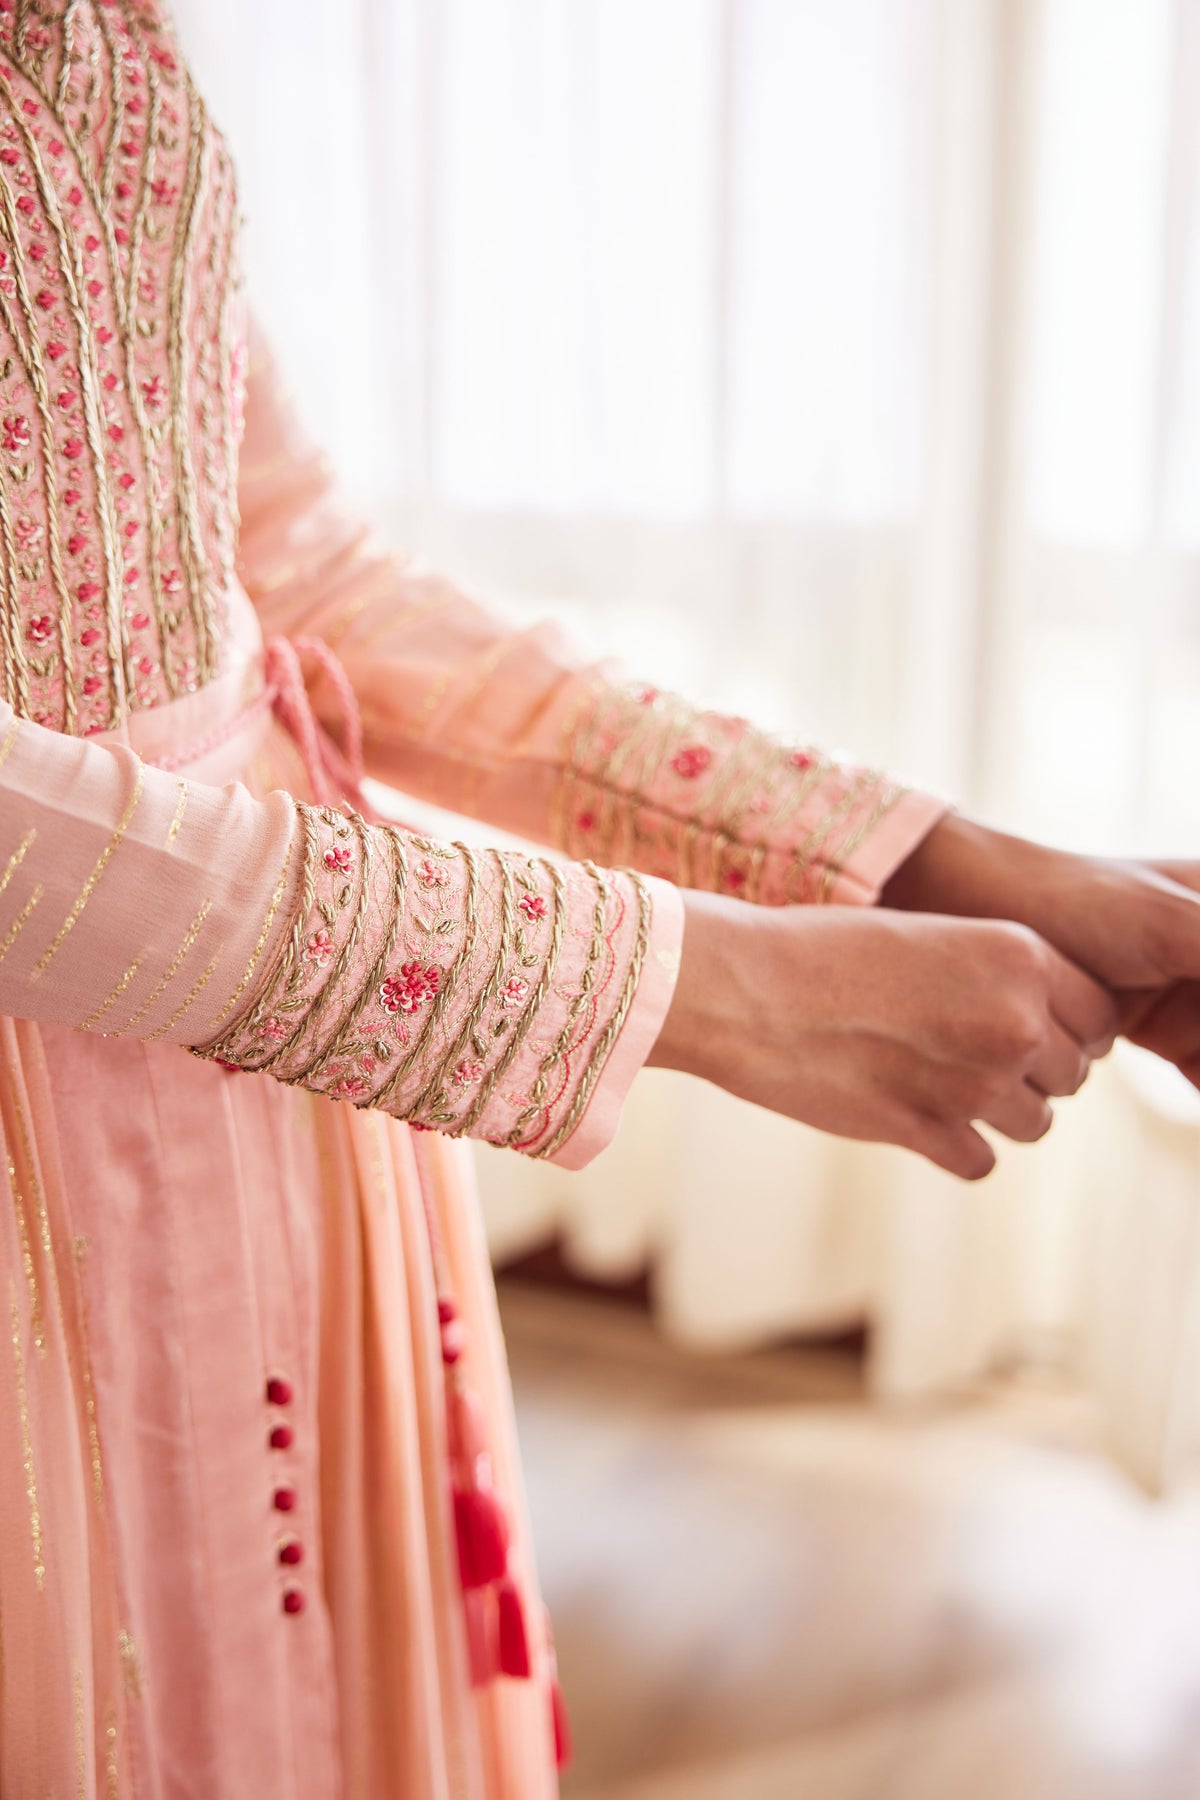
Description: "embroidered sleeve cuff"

(556, 682), (946, 908)
(544, 873), (683, 1171)
(194, 800), (670, 1162)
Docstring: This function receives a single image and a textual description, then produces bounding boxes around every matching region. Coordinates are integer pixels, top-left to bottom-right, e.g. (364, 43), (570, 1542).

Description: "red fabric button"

(440, 1319), (466, 1365)
(269, 1424), (295, 1451)
(273, 1486), (297, 1513)
(266, 1376), (293, 1407)
(282, 1587), (305, 1615)
(278, 1539), (304, 1567)
(437, 1297), (457, 1324)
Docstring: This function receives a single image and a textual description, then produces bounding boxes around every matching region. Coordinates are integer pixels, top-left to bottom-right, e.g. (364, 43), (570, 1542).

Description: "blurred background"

(180, 2), (1200, 1793)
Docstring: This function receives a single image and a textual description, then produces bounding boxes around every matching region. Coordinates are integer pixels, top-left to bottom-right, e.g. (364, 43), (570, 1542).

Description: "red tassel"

(550, 1678), (573, 1771)
(453, 1483), (510, 1590)
(496, 1576), (532, 1679)
(462, 1588), (496, 1689)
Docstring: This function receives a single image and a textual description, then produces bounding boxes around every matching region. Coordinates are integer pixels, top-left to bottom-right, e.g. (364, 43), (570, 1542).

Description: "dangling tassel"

(550, 1677), (573, 1771)
(496, 1575), (532, 1679)
(453, 1479), (510, 1590)
(542, 1606), (573, 1770)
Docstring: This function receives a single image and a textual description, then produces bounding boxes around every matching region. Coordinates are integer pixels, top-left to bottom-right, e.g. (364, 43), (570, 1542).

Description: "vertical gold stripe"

(0, 827), (35, 903)
(74, 1664), (87, 1798)
(32, 762), (144, 978)
(122, 897), (211, 1036)
(72, 1237), (105, 1507)
(167, 78), (216, 679)
(80, 950), (147, 1034)
(8, 1152), (43, 1357)
(0, 885), (42, 964)
(105, 1703), (119, 1799)
(9, 1072), (61, 1351)
(165, 778), (188, 848)
(153, 950), (220, 1042)
(10, 1287), (44, 1587)
(205, 832), (296, 1035)
(0, 716), (20, 774)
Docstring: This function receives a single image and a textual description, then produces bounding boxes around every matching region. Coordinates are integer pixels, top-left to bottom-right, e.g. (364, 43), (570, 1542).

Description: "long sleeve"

(237, 327), (948, 908)
(0, 701), (681, 1168)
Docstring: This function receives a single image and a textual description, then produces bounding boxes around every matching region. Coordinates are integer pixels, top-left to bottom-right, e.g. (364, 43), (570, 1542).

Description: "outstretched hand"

(882, 815), (1200, 1089)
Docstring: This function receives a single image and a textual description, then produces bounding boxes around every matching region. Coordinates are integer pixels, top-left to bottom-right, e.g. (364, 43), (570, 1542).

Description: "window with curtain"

(177, 0), (1200, 1491)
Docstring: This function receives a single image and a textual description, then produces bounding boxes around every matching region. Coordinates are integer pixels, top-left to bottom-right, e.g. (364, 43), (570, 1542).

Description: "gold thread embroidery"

(124, 897), (212, 1036)
(0, 716), (20, 773)
(10, 1286), (44, 1588)
(536, 871), (653, 1160)
(0, 827), (36, 902)
(7, 1151), (42, 1357)
(205, 831), (297, 1035)
(0, 884), (43, 963)
(71, 1236), (104, 1506)
(31, 760), (144, 978)
(80, 950), (146, 1033)
(74, 1664), (86, 1798)
(118, 1628), (144, 1702)
(154, 949), (220, 1041)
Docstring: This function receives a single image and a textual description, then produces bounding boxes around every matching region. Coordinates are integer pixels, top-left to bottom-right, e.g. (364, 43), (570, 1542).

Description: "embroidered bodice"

(0, 0), (945, 1167)
(0, 0), (240, 735)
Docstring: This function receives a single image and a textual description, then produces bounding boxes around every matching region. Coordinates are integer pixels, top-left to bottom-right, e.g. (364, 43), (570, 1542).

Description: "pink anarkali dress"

(0, 6), (945, 1795)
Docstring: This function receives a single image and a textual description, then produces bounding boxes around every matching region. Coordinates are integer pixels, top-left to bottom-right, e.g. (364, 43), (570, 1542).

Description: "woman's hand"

(648, 891), (1117, 1181)
(881, 814), (1200, 1085)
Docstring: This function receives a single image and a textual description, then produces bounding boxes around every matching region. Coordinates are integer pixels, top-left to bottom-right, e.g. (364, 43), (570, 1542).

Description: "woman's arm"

(0, 699), (679, 1168)
(0, 701), (1116, 1178)
(236, 325), (946, 912)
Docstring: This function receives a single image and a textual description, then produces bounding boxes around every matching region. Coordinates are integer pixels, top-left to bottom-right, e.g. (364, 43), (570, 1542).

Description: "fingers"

(1042, 942), (1119, 1051)
(1124, 980), (1200, 1088)
(1026, 1020), (1090, 1098)
(905, 1115), (997, 1182)
(977, 1084), (1054, 1145)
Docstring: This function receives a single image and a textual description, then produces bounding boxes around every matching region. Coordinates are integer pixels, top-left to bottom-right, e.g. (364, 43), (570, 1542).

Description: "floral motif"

(560, 680), (911, 906)
(379, 962), (441, 1015)
(518, 893), (547, 923)
(197, 804), (657, 1163)
(669, 743), (712, 780)
(0, 2), (244, 733)
(323, 846), (353, 873)
(417, 858), (452, 888)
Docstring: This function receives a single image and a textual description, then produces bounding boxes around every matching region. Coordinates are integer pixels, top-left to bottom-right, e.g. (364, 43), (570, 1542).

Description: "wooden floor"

(498, 1282), (1200, 1800)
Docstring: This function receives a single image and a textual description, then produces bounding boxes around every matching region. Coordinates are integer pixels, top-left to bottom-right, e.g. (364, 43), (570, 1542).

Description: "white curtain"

(176, 0), (1200, 1489)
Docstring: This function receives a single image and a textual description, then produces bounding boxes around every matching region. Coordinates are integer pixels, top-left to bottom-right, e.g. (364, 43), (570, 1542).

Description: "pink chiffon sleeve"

(237, 325), (948, 911)
(0, 701), (681, 1168)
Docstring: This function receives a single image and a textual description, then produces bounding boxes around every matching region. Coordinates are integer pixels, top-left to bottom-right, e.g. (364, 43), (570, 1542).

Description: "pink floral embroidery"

(323, 846), (352, 873)
(453, 1058), (486, 1087)
(305, 930), (335, 967)
(379, 962), (441, 1015)
(334, 1075), (370, 1102)
(790, 749), (815, 771)
(2, 412), (30, 451)
(519, 893), (547, 923)
(26, 615), (52, 647)
(257, 1018), (288, 1043)
(500, 976), (530, 1009)
(416, 858), (451, 888)
(670, 743), (712, 780)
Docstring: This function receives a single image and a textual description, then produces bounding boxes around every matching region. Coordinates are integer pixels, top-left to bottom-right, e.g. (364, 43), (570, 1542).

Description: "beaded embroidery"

(0, 0), (242, 734)
(558, 680), (909, 905)
(197, 802), (654, 1159)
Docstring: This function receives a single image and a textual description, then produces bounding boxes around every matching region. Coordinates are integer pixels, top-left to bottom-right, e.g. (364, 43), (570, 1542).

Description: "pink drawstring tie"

(264, 634), (373, 817)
